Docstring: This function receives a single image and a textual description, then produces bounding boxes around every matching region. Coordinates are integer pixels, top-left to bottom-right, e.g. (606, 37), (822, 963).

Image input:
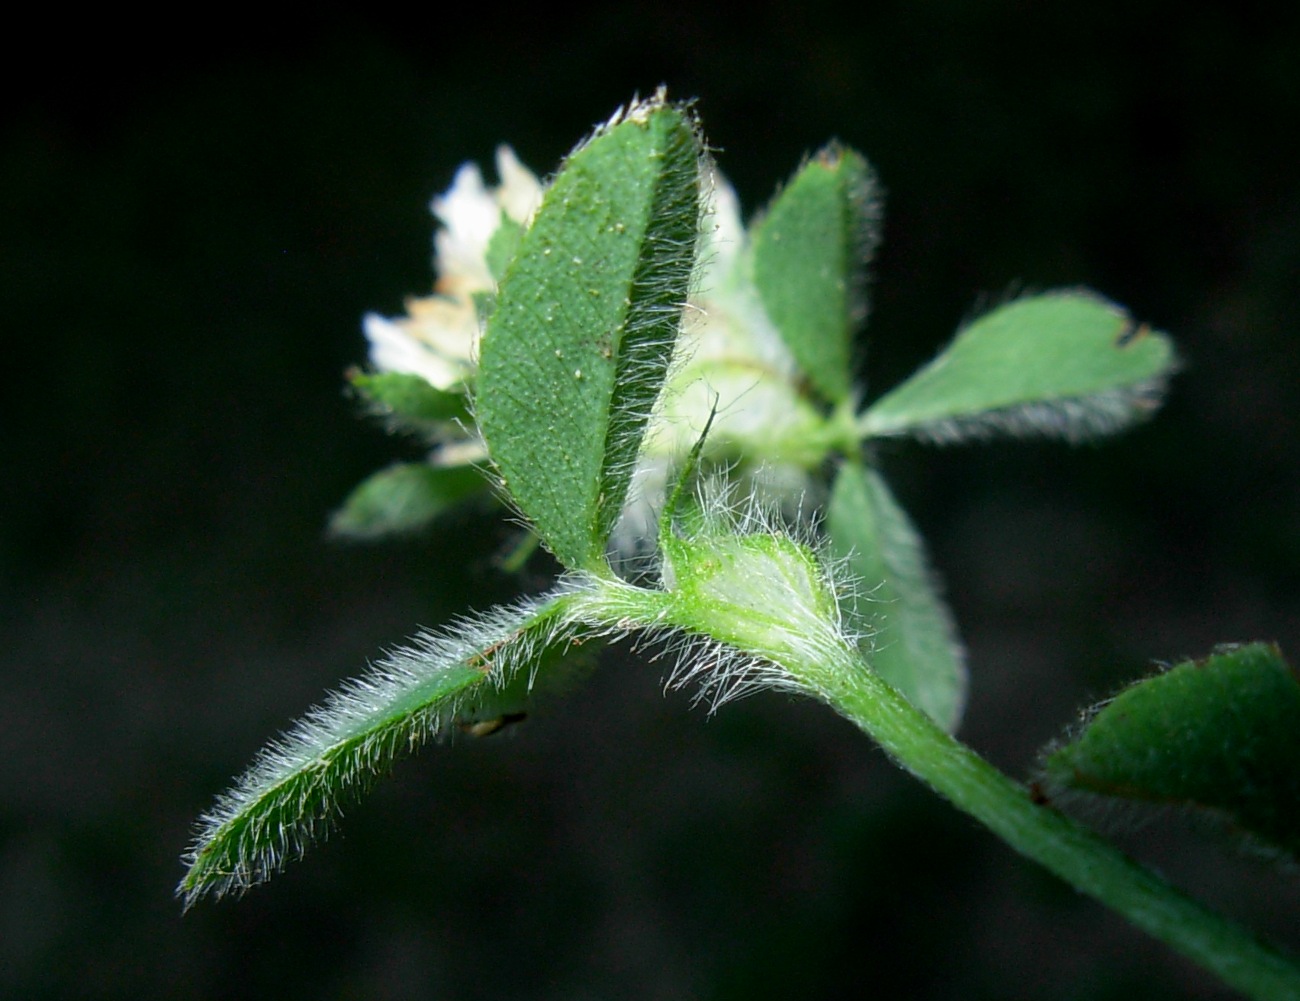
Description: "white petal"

(433, 437), (489, 467)
(494, 145), (544, 225)
(430, 163), (498, 291)
(701, 170), (745, 280)
(363, 312), (467, 390)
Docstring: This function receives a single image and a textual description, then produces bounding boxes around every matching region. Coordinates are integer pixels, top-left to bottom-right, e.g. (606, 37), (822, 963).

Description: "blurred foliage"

(4, 3), (1300, 998)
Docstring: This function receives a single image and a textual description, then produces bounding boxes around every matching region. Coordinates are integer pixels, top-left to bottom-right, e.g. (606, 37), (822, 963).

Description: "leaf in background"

(1043, 643), (1300, 862)
(329, 462), (485, 539)
(827, 460), (966, 732)
(179, 587), (593, 906)
(485, 215), (525, 283)
(476, 93), (704, 572)
(348, 369), (472, 434)
(860, 291), (1176, 443)
(750, 143), (881, 405)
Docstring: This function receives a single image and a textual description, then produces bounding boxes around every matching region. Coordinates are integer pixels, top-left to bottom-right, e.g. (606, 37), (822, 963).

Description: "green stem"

(819, 648), (1300, 1001)
(587, 533), (1298, 996)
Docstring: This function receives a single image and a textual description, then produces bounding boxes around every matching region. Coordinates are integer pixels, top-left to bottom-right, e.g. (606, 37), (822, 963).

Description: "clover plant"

(182, 92), (1299, 1000)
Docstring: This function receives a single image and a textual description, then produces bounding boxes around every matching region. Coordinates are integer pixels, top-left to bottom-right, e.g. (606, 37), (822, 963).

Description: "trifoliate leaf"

(1043, 642), (1300, 861)
(827, 460), (966, 732)
(860, 291), (1176, 443)
(476, 93), (704, 572)
(750, 143), (880, 405)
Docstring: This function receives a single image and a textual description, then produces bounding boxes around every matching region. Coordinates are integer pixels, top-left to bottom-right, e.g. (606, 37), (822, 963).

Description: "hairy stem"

(817, 648), (1300, 1001)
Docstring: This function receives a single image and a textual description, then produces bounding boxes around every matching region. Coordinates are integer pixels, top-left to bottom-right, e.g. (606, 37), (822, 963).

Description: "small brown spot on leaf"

(1115, 321), (1150, 348)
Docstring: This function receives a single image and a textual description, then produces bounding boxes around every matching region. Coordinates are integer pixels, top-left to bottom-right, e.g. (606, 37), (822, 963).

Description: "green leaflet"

(486, 215), (525, 283)
(751, 143), (880, 405)
(1043, 643), (1300, 861)
(179, 587), (591, 906)
(826, 460), (966, 732)
(476, 94), (704, 572)
(349, 369), (472, 433)
(328, 461), (485, 539)
(860, 291), (1176, 443)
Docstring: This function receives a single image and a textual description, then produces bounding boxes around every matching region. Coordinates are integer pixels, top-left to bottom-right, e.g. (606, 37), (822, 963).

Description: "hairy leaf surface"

(476, 94), (704, 571)
(860, 291), (1176, 443)
(180, 588), (590, 906)
(827, 460), (966, 731)
(1044, 643), (1300, 861)
(751, 143), (880, 404)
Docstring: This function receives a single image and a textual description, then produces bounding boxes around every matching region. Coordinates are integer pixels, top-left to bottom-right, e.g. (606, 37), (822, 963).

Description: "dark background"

(4, 3), (1299, 998)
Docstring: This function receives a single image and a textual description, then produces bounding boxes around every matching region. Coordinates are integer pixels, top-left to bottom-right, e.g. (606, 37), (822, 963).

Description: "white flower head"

(644, 169), (826, 479)
(363, 146), (543, 391)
